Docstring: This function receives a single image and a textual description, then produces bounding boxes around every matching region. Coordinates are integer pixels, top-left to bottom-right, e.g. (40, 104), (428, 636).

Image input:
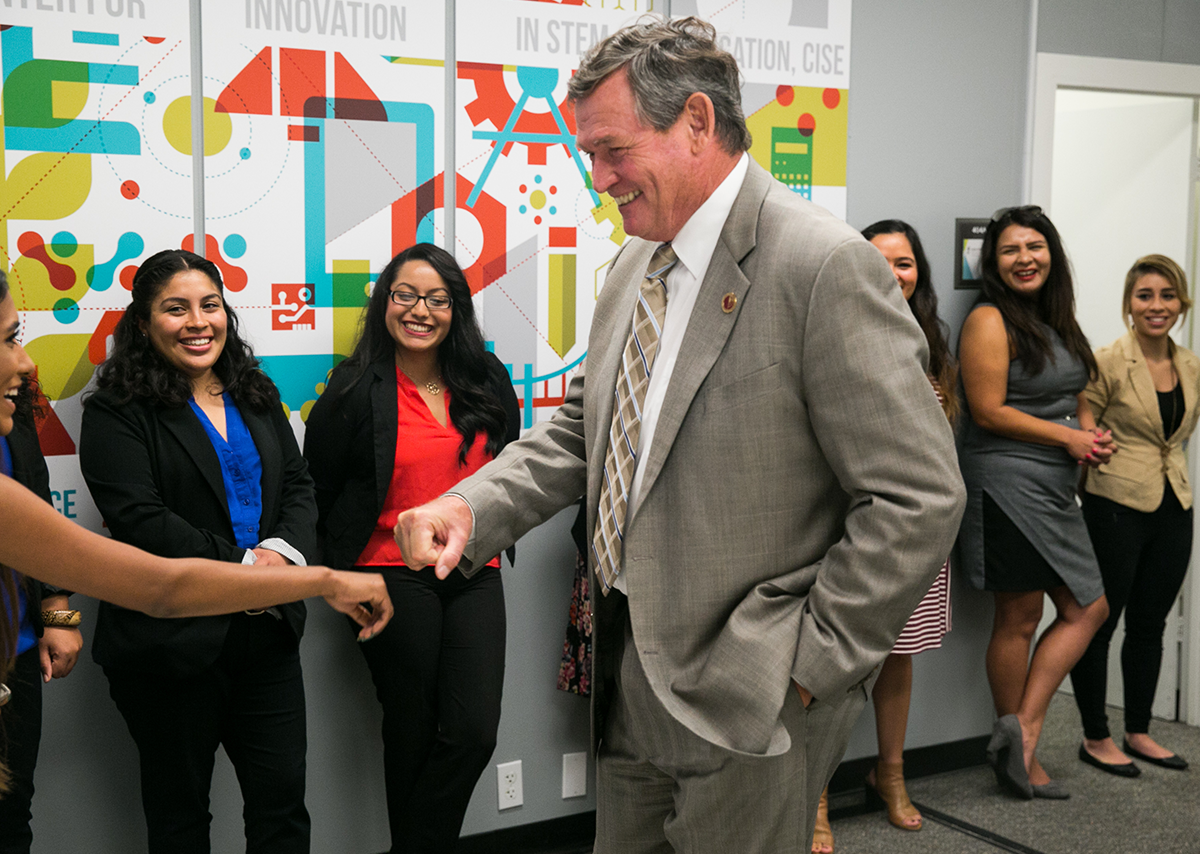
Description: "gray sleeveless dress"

(958, 308), (1104, 607)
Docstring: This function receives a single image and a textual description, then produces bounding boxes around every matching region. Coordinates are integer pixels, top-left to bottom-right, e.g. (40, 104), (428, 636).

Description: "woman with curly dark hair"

(304, 243), (518, 852)
(78, 249), (320, 854)
(958, 206), (1112, 801)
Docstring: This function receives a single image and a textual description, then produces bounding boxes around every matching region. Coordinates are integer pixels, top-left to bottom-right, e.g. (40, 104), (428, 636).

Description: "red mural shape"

(280, 47), (326, 118)
(392, 173), (506, 295)
(460, 63), (576, 166)
(334, 52), (386, 121)
(216, 46), (272, 116)
(18, 232), (76, 291)
(181, 235), (249, 292)
(822, 88), (841, 110)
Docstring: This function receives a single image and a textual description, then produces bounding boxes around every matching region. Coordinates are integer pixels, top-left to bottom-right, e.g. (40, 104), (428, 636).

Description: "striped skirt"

(891, 558), (951, 655)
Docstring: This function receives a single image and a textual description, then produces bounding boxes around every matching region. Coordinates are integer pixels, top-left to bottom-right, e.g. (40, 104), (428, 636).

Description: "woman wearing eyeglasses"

(957, 206), (1112, 801)
(304, 243), (519, 852)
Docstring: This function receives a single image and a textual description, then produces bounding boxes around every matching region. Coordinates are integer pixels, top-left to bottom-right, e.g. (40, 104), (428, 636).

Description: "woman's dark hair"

(0, 271), (20, 767)
(978, 206), (1095, 379)
(338, 243), (508, 462)
(94, 249), (278, 411)
(862, 219), (959, 424)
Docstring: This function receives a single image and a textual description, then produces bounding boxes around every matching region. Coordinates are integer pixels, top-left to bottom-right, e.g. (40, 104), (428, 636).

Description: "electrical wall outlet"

(497, 760), (523, 810)
(562, 752), (587, 798)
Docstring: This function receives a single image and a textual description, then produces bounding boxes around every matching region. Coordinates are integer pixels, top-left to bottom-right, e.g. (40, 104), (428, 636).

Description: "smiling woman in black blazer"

(79, 249), (317, 854)
(304, 243), (518, 853)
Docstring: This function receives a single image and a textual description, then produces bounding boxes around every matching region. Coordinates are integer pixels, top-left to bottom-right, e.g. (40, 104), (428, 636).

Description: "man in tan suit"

(395, 16), (965, 853)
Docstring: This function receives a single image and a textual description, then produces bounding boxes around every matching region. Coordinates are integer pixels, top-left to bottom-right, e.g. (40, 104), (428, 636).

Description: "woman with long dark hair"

(0, 267), (391, 800)
(1072, 254), (1197, 776)
(79, 249), (320, 853)
(304, 243), (519, 852)
(958, 206), (1112, 800)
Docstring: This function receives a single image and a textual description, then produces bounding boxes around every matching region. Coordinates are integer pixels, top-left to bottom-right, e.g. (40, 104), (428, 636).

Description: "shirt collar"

(668, 153), (749, 282)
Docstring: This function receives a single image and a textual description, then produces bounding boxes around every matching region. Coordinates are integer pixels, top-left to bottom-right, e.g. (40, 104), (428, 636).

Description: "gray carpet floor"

(828, 692), (1200, 854)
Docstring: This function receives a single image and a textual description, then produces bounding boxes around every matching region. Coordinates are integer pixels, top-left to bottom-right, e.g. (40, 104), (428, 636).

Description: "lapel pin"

(721, 292), (737, 313)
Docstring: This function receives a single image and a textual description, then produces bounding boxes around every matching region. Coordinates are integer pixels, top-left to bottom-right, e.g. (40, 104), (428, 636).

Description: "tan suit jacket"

(1084, 331), (1200, 512)
(453, 161), (965, 757)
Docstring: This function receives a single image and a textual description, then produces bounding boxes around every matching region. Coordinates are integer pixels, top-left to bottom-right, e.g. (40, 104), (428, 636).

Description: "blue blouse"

(0, 435), (37, 654)
(188, 394), (263, 550)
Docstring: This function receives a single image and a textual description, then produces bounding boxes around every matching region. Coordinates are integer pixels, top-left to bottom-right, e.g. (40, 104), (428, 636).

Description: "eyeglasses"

(389, 291), (452, 311)
(991, 204), (1044, 222)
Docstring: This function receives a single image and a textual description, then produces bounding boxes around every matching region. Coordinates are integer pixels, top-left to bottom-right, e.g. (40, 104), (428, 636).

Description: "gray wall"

(25, 1), (1200, 849)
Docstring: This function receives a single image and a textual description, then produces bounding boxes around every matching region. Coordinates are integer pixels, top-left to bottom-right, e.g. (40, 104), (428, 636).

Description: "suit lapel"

(370, 360), (399, 510)
(159, 405), (228, 507)
(1171, 340), (1198, 441)
(1124, 333), (1164, 437)
(632, 164), (767, 510)
(243, 406), (281, 527)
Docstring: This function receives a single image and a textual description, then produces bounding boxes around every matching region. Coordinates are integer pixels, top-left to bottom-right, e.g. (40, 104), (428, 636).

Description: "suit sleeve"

(303, 366), (359, 527)
(790, 239), (966, 700)
(79, 393), (246, 563)
(451, 362), (588, 572)
(260, 398), (318, 563)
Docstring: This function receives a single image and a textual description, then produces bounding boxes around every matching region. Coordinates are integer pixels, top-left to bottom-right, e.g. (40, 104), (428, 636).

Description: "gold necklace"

(424, 378), (443, 395)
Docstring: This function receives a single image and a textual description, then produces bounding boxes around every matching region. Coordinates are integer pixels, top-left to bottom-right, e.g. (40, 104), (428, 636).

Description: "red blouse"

(357, 367), (499, 568)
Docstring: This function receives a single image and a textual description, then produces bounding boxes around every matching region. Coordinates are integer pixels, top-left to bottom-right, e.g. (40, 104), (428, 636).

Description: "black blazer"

(303, 352), (520, 570)
(8, 409), (66, 633)
(79, 387), (317, 676)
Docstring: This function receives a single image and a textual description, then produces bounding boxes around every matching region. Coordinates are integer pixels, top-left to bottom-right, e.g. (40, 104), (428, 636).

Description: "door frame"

(1030, 51), (1200, 726)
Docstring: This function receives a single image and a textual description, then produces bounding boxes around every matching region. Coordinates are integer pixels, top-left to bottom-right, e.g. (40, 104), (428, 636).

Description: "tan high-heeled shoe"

(811, 786), (834, 853)
(867, 760), (922, 831)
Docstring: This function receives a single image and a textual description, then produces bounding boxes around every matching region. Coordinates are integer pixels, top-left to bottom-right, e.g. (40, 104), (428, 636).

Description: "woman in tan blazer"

(1072, 254), (1198, 776)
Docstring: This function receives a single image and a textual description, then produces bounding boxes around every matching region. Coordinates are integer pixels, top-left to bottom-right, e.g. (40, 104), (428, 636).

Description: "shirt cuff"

(444, 492), (477, 565)
(256, 538), (307, 566)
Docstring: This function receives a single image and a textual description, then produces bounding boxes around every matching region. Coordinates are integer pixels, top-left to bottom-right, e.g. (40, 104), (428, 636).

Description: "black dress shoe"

(1123, 740), (1189, 770)
(1078, 744), (1141, 777)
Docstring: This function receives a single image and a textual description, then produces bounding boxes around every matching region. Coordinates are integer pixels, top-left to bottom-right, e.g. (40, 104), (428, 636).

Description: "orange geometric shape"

(216, 46), (272, 116)
(288, 125), (320, 141)
(334, 52), (386, 121)
(280, 47), (325, 118)
(181, 234), (249, 293)
(32, 384), (76, 456)
(460, 63), (575, 166)
(548, 227), (575, 248)
(391, 173), (506, 296)
(88, 310), (125, 366)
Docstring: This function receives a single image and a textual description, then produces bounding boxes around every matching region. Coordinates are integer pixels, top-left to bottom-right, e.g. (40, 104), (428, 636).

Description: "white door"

(1045, 85), (1199, 723)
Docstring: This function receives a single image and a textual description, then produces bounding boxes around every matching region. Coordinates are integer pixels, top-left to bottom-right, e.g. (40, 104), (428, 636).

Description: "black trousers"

(1071, 489), (1193, 739)
(0, 647), (42, 854)
(355, 566), (505, 854)
(105, 613), (310, 854)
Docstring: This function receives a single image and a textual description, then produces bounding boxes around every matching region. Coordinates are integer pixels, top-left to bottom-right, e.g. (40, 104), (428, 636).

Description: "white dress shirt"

(612, 153), (749, 591)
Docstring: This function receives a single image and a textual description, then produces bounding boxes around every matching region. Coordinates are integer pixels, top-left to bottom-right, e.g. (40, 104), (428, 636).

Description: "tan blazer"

(452, 161), (965, 757)
(1085, 331), (1200, 512)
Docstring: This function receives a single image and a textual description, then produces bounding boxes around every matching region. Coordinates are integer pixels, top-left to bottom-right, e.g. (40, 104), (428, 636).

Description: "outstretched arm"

(0, 475), (392, 640)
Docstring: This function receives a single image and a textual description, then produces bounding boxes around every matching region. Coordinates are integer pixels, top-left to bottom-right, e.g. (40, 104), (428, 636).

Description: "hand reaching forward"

(324, 570), (393, 641)
(394, 495), (474, 580)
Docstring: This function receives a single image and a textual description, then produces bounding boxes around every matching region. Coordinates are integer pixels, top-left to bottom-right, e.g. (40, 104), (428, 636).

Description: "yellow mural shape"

(10, 243), (96, 310)
(0, 151), (91, 221)
(748, 87), (847, 187)
(163, 96), (233, 156)
(25, 333), (94, 399)
(50, 79), (88, 121)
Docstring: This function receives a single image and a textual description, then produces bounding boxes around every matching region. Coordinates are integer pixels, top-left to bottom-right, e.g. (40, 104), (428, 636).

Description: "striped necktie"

(592, 243), (678, 595)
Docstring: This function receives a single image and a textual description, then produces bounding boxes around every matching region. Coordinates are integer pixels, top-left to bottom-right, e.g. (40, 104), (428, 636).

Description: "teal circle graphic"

(53, 297), (78, 324)
(144, 91), (156, 104)
(519, 205), (527, 214)
(549, 206), (557, 215)
(223, 234), (247, 259)
(51, 232), (78, 257)
(534, 175), (542, 184)
(240, 148), (251, 160)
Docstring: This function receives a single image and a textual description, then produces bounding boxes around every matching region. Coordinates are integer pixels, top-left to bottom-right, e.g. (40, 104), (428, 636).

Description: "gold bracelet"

(0, 682), (10, 707)
(41, 609), (82, 628)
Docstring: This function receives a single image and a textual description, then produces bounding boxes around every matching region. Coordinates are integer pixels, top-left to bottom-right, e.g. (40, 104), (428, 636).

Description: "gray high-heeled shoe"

(986, 714), (1033, 799)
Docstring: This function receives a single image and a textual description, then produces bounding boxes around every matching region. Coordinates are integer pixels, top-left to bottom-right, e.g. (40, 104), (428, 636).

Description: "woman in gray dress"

(958, 205), (1112, 800)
